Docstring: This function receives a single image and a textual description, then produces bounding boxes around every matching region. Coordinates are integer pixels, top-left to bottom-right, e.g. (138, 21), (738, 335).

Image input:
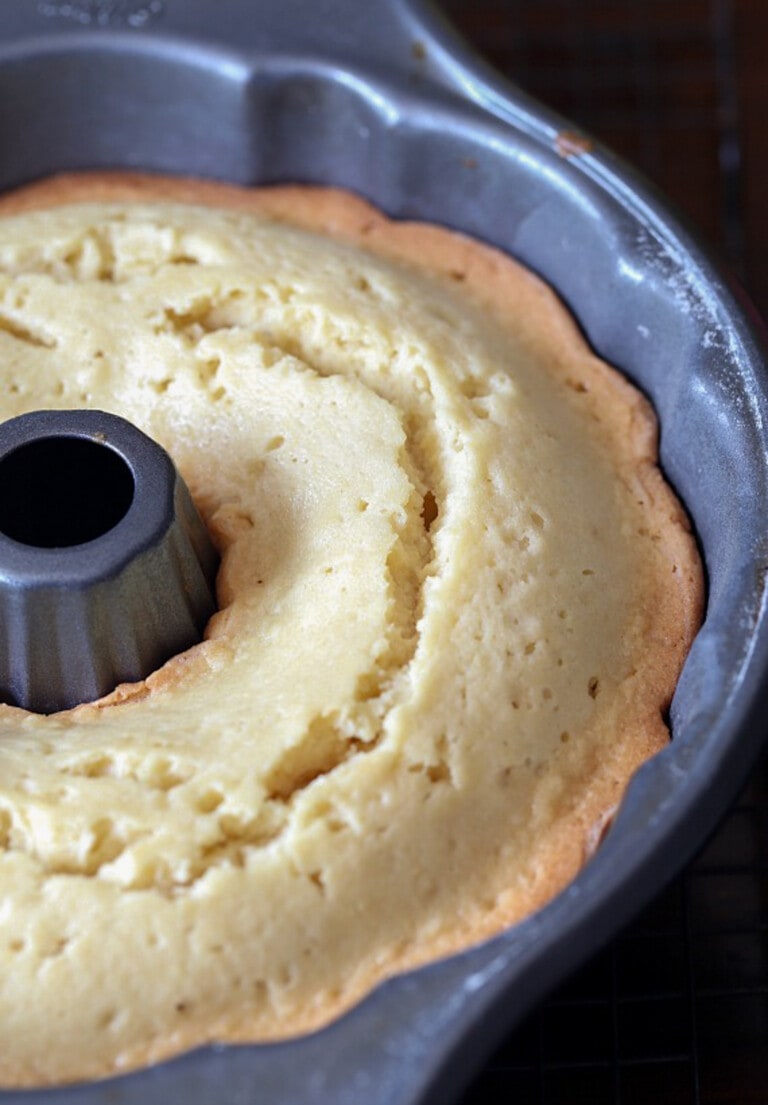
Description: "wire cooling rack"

(437, 1), (768, 1102)
(459, 767), (768, 1104)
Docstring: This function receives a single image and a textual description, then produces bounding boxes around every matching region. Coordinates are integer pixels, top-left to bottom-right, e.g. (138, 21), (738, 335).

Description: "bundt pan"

(1, 1), (767, 1102)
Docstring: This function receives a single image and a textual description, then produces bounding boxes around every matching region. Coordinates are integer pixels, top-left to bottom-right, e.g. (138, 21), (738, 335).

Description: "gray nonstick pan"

(1, 1), (767, 1103)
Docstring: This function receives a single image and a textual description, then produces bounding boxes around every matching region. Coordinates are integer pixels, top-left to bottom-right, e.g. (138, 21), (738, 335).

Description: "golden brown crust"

(0, 172), (704, 1083)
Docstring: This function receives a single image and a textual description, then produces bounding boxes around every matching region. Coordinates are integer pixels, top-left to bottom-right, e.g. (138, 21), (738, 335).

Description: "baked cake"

(0, 174), (702, 1084)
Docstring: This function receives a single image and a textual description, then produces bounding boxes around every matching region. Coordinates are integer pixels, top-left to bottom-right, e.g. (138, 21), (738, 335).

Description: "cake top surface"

(0, 174), (702, 1085)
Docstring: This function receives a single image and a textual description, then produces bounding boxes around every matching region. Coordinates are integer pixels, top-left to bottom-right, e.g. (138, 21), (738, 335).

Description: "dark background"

(436, 2), (768, 1103)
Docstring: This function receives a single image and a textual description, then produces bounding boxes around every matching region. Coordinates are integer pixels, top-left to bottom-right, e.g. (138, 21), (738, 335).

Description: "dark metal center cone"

(0, 409), (219, 714)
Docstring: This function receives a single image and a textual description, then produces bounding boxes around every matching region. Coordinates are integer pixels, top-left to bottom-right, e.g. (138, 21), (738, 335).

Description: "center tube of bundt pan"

(0, 409), (218, 714)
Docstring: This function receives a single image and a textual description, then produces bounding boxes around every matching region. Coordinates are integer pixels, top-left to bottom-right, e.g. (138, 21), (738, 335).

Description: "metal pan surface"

(0, 2), (767, 1103)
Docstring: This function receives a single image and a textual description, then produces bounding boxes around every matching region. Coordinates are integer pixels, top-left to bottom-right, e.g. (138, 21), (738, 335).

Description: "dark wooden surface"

(435, 2), (768, 1102)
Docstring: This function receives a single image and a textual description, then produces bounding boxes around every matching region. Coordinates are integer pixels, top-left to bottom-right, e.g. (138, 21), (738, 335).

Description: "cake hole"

(459, 377), (490, 401)
(45, 937), (70, 959)
(67, 753), (115, 779)
(0, 807), (11, 847)
(86, 817), (127, 869)
(97, 1008), (119, 1031)
(421, 489), (438, 532)
(277, 963), (298, 988)
(141, 756), (187, 792)
(194, 788), (224, 814)
(0, 435), (134, 547)
(308, 870), (326, 895)
(426, 762), (451, 784)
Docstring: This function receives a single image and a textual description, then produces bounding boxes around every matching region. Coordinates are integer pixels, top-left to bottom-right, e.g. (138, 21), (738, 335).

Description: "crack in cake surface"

(0, 218), (449, 891)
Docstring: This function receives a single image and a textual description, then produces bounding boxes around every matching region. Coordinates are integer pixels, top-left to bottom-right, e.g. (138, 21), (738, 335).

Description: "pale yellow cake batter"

(0, 175), (702, 1085)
